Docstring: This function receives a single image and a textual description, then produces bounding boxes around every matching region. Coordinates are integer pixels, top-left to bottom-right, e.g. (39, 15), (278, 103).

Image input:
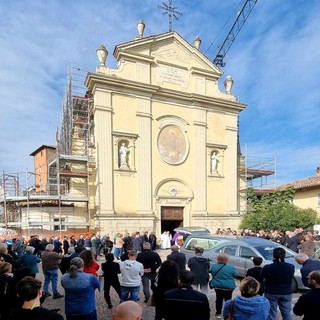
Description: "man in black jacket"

(187, 247), (210, 294)
(163, 270), (210, 320)
(293, 270), (320, 320)
(167, 245), (186, 274)
(137, 242), (162, 303)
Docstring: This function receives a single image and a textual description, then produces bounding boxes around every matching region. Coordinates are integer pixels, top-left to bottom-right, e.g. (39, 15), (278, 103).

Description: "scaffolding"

(239, 154), (276, 214)
(0, 67), (94, 236)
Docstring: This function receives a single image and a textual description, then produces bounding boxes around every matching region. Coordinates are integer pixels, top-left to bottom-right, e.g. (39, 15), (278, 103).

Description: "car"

(172, 227), (211, 246)
(180, 234), (307, 292)
(173, 226), (210, 237)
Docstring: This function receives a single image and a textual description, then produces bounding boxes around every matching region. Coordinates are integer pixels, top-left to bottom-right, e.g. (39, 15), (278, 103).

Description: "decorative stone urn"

(224, 75), (234, 94)
(137, 20), (145, 38)
(96, 44), (108, 66)
(193, 36), (202, 50)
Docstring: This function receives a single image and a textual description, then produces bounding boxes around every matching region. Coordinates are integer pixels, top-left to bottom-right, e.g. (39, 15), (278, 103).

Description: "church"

(84, 21), (247, 236)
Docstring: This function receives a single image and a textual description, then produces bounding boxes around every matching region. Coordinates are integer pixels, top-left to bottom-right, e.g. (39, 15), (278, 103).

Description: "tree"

(240, 187), (320, 231)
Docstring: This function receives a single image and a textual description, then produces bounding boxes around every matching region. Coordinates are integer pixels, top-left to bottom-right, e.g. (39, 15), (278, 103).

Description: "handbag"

(226, 299), (235, 320)
(209, 264), (226, 289)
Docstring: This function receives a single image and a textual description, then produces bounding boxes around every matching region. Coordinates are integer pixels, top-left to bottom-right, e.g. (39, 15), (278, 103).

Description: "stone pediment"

(113, 32), (222, 78)
(110, 32), (233, 97)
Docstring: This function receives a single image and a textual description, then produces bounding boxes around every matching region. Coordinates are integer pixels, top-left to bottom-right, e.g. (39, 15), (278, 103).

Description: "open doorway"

(161, 206), (184, 239)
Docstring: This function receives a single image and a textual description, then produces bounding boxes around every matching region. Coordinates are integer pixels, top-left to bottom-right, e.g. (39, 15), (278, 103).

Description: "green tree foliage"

(240, 187), (320, 231)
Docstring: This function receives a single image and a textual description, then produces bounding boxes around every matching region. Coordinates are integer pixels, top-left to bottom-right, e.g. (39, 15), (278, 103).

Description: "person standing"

(132, 232), (143, 253)
(167, 244), (186, 274)
(0, 243), (14, 265)
(119, 250), (144, 302)
(20, 246), (41, 278)
(149, 231), (157, 251)
(63, 236), (70, 254)
(9, 276), (64, 320)
(59, 247), (77, 275)
(209, 253), (237, 319)
(91, 234), (101, 261)
(151, 260), (179, 320)
(160, 232), (168, 250)
(114, 233), (124, 260)
(61, 257), (100, 320)
(41, 244), (64, 299)
(223, 276), (270, 320)
(246, 256), (264, 295)
(297, 235), (316, 257)
(79, 249), (100, 278)
(162, 270), (210, 320)
(77, 234), (85, 247)
(137, 242), (162, 303)
(187, 247), (210, 294)
(293, 270), (320, 320)
(121, 245), (134, 262)
(104, 236), (114, 254)
(294, 252), (320, 287)
(69, 235), (77, 247)
(101, 253), (121, 309)
(0, 262), (15, 319)
(53, 236), (63, 254)
(261, 247), (295, 320)
(84, 236), (92, 251)
(13, 237), (26, 258)
(286, 230), (299, 253)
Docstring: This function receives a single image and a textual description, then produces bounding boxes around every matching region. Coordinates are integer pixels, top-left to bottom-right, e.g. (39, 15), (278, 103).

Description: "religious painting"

(157, 125), (187, 164)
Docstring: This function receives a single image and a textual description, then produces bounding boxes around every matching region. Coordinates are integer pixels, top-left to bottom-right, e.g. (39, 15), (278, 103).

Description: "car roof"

(184, 234), (281, 246)
(174, 226), (211, 234)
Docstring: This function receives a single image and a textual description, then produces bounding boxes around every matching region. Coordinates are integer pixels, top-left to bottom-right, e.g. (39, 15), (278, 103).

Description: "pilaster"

(193, 107), (207, 215)
(94, 89), (114, 215)
(136, 98), (153, 214)
(225, 113), (239, 214)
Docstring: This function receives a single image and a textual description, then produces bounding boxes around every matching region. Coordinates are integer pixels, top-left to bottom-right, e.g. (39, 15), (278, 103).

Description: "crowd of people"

(0, 227), (320, 319)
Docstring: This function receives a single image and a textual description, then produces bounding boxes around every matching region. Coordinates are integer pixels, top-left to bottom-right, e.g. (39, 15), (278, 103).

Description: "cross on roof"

(158, 0), (183, 32)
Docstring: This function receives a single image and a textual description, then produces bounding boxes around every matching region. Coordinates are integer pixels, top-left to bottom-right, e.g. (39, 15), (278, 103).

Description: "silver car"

(180, 234), (307, 291)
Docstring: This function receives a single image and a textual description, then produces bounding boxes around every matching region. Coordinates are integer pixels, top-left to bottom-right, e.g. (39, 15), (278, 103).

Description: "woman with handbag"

(209, 253), (237, 319)
(223, 276), (270, 320)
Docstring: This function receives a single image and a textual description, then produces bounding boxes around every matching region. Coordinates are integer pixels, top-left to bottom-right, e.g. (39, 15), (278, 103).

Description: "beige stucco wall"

(294, 189), (320, 214)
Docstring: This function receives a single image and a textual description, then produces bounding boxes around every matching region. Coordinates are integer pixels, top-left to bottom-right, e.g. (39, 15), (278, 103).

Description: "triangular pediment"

(114, 32), (222, 78)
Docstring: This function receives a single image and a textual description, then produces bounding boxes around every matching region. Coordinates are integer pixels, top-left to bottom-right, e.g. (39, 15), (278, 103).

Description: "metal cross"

(158, 0), (183, 32)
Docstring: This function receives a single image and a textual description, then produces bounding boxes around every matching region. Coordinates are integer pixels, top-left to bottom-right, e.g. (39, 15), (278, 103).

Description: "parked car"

(180, 234), (307, 291)
(173, 226), (210, 237)
(172, 227), (211, 246)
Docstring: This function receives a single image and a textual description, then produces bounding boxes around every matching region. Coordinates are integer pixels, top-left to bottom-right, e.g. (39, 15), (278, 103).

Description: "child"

(246, 256), (264, 295)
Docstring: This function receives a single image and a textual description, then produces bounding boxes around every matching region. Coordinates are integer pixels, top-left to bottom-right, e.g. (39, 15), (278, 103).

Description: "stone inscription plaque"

(155, 65), (188, 87)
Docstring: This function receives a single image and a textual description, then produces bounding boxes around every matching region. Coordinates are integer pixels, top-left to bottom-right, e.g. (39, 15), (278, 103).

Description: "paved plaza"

(40, 249), (303, 320)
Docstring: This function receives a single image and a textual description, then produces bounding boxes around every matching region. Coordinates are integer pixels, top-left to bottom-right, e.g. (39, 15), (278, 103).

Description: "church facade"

(85, 28), (246, 236)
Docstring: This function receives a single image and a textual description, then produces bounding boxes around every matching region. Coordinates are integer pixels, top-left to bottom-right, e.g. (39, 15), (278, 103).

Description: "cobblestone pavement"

(40, 249), (302, 320)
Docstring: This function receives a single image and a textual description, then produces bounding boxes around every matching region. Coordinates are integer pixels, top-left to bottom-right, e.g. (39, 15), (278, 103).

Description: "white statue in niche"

(211, 151), (220, 174)
(119, 142), (130, 167)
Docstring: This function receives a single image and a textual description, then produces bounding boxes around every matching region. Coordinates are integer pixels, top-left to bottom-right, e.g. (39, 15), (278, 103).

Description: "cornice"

(85, 73), (246, 113)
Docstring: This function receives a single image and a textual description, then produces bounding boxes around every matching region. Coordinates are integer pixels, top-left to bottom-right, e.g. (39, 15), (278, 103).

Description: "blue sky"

(0, 0), (319, 187)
